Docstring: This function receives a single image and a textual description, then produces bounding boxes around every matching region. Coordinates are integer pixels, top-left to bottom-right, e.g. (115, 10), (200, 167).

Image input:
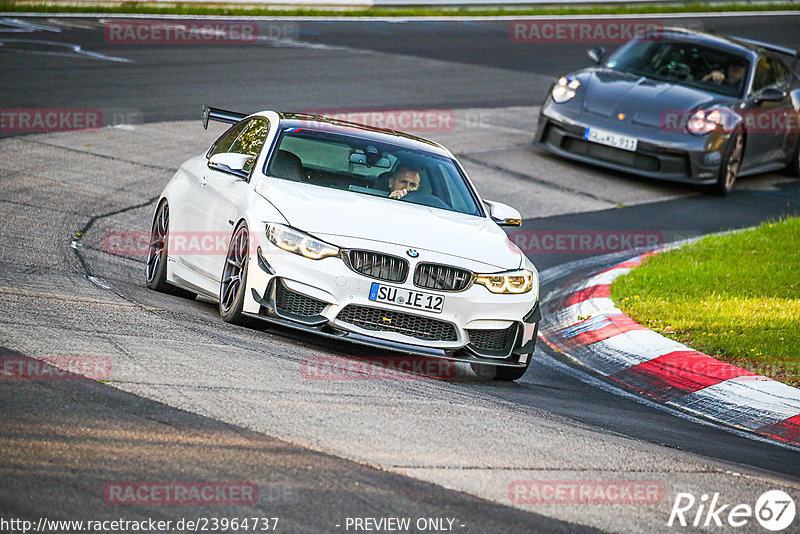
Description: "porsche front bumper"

(536, 104), (733, 185)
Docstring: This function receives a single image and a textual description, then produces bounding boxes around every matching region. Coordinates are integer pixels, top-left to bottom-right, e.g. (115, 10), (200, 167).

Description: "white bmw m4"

(146, 106), (541, 380)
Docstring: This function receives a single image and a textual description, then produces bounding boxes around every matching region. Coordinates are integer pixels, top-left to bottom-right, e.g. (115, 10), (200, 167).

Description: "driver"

(388, 165), (421, 199)
(702, 60), (747, 87)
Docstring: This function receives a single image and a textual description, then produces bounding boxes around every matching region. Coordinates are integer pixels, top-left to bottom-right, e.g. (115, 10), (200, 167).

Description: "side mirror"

(208, 152), (254, 178)
(587, 47), (605, 65)
(485, 200), (522, 227)
(754, 87), (787, 102)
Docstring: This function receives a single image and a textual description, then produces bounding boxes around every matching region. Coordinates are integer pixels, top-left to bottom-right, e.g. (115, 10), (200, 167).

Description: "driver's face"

(389, 170), (420, 192)
(728, 64), (745, 82)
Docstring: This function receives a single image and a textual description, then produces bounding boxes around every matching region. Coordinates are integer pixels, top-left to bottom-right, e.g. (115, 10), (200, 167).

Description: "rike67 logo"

(668, 490), (796, 531)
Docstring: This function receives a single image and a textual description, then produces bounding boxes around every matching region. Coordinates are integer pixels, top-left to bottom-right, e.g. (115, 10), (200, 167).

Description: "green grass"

(611, 218), (800, 387)
(2, 1), (800, 17)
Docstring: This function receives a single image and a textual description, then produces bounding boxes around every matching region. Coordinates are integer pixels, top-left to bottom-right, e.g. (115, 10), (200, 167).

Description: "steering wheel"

(655, 61), (692, 80)
(401, 191), (450, 209)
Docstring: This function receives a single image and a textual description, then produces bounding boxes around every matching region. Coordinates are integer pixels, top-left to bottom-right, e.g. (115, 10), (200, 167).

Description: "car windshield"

(605, 36), (749, 97)
(264, 127), (483, 217)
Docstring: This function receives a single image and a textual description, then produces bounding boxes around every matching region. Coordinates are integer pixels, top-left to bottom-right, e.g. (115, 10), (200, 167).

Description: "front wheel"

(146, 201), (195, 298)
(711, 131), (744, 196)
(219, 222), (251, 325)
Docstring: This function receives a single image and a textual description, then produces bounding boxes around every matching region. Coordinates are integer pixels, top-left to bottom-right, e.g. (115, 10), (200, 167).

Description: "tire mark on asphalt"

(457, 152), (620, 206)
(21, 137), (176, 172)
(71, 195), (159, 276)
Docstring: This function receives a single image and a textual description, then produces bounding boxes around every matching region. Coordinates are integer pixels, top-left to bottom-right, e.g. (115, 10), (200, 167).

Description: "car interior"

(264, 129), (481, 215)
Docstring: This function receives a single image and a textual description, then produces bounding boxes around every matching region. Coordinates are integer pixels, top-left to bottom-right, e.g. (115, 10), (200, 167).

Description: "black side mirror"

(587, 47), (606, 64)
(755, 87), (787, 102)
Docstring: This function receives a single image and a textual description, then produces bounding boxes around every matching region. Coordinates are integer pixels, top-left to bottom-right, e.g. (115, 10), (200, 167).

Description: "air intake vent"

(275, 279), (327, 317)
(337, 305), (457, 342)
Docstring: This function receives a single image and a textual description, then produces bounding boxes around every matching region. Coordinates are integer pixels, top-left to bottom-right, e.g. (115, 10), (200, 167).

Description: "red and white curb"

(540, 252), (800, 447)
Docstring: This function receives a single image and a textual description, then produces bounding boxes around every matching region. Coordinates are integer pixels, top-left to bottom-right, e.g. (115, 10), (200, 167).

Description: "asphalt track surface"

(1, 13), (800, 534)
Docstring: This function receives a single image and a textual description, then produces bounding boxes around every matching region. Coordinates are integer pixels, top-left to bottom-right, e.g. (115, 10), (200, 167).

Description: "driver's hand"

(703, 70), (724, 83)
(389, 188), (408, 199)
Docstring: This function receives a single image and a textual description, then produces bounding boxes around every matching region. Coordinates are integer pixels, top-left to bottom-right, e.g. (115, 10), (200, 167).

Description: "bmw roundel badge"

(406, 249), (419, 258)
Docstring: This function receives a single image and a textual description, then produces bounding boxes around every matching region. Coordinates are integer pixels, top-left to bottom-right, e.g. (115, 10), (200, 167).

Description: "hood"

(255, 179), (522, 270)
(578, 68), (733, 128)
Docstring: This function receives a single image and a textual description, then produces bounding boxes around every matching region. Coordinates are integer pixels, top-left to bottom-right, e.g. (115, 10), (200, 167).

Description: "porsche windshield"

(605, 37), (749, 97)
(265, 127), (483, 217)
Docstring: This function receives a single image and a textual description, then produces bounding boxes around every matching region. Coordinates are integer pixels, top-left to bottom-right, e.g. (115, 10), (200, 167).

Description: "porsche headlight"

(266, 223), (340, 260)
(475, 269), (537, 295)
(686, 109), (731, 135)
(551, 77), (580, 104)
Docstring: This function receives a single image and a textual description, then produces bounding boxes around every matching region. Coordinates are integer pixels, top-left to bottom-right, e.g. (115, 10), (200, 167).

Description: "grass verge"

(611, 217), (800, 387)
(1, 1), (800, 17)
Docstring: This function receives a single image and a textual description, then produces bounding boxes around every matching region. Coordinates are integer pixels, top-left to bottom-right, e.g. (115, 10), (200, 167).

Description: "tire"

(711, 131), (744, 196)
(219, 222), (252, 325)
(470, 360), (530, 381)
(146, 201), (195, 298)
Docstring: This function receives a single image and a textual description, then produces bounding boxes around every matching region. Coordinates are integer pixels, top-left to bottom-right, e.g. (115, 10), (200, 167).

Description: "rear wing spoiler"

(201, 105), (248, 129)
(723, 35), (799, 69)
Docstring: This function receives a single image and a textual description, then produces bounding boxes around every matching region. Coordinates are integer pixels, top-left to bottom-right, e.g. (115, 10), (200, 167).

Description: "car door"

(769, 57), (798, 161)
(191, 117), (271, 282)
(740, 55), (792, 170)
(179, 119), (250, 275)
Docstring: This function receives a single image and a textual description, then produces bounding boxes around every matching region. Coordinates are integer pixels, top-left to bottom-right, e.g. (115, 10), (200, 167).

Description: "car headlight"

(475, 269), (537, 295)
(265, 223), (340, 260)
(686, 109), (732, 135)
(551, 76), (580, 104)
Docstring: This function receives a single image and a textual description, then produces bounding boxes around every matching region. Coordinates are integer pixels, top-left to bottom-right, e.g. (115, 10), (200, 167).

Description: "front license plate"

(584, 127), (638, 152)
(368, 282), (444, 314)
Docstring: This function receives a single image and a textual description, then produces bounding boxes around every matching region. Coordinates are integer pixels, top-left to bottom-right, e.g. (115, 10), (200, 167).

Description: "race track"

(1, 13), (800, 533)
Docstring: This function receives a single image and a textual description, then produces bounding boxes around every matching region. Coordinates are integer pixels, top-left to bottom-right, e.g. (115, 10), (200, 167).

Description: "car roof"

(250, 111), (453, 158)
(652, 26), (762, 60)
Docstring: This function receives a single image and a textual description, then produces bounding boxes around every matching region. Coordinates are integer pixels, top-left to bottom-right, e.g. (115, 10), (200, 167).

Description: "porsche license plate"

(368, 282), (444, 313)
(584, 127), (638, 152)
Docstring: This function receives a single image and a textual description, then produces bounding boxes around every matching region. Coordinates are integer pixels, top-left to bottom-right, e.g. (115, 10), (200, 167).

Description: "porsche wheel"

(219, 222), (251, 325)
(146, 201), (195, 298)
(712, 131), (744, 196)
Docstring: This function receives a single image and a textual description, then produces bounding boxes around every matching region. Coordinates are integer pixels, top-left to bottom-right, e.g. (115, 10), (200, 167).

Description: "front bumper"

(243, 235), (540, 368)
(536, 104), (732, 185)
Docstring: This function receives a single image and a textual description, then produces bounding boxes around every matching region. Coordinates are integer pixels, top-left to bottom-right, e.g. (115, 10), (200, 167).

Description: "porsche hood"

(575, 69), (734, 128)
